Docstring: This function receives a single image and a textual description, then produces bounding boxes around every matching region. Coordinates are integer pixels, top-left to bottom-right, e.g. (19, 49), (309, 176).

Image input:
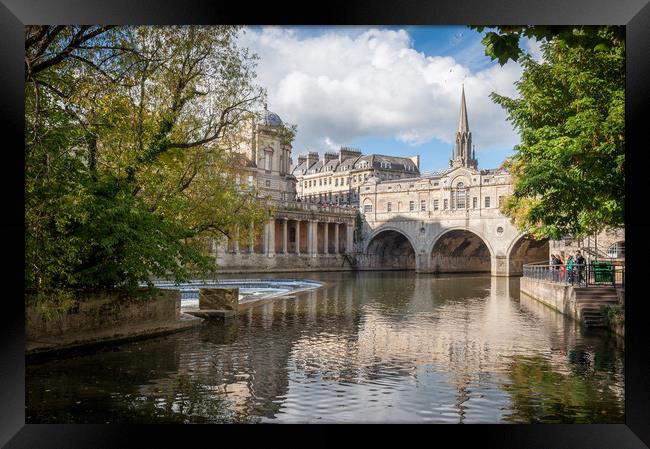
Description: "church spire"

(458, 83), (469, 133)
(450, 84), (477, 170)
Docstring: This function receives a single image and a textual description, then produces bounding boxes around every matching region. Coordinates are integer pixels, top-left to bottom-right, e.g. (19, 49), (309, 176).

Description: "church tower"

(449, 85), (478, 169)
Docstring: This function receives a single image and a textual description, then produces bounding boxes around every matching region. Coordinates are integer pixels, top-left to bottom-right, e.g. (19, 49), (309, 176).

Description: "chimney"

(297, 154), (307, 165)
(324, 151), (338, 162)
(339, 146), (362, 162)
(307, 151), (319, 167)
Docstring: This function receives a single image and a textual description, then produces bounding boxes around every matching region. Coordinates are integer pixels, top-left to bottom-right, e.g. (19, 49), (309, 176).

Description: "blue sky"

(239, 26), (525, 172)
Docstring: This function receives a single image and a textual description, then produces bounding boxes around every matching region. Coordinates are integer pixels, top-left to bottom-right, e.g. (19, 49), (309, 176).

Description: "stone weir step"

(574, 287), (620, 328)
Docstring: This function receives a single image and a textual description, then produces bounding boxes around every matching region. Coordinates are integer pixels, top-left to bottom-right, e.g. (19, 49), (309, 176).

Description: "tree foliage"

(25, 26), (280, 292)
(473, 26), (624, 239)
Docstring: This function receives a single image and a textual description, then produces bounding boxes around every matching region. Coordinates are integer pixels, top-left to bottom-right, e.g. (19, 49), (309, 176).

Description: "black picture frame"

(2, 0), (649, 447)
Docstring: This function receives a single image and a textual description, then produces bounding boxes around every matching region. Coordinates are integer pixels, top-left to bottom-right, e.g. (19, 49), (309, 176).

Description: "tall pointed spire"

(450, 85), (477, 170)
(458, 83), (469, 133)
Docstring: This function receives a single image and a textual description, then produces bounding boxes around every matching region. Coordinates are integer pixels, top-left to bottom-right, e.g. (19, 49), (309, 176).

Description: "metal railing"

(522, 261), (625, 288)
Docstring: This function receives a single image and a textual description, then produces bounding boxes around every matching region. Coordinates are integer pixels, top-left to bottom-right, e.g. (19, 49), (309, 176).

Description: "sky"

(237, 26), (543, 172)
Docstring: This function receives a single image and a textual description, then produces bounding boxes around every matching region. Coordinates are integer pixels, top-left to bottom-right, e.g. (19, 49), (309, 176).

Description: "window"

(319, 179), (322, 186)
(409, 201), (415, 211)
(409, 184), (414, 188)
(387, 202), (392, 212)
(443, 199), (448, 210)
(433, 199), (439, 210)
(473, 197), (477, 209)
(433, 182), (439, 186)
(455, 182), (466, 209)
(346, 178), (349, 185)
(485, 196), (491, 208)
(353, 176), (357, 182)
(364, 204), (373, 213)
(335, 178), (339, 186)
(265, 180), (271, 187)
(498, 195), (505, 207)
(420, 200), (426, 211)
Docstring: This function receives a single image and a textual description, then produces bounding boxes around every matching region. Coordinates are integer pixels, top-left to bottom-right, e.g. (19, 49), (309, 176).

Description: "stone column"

(346, 224), (354, 254)
(233, 226), (240, 254)
(263, 222), (269, 255)
(491, 255), (509, 277)
(249, 222), (254, 253)
(324, 222), (329, 254)
(282, 218), (288, 254)
(267, 219), (275, 257)
(309, 220), (317, 257)
(334, 223), (340, 254)
(295, 220), (301, 255)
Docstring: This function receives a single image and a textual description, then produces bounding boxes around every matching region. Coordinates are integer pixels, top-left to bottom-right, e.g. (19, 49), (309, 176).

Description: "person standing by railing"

(575, 251), (585, 285)
(566, 255), (575, 284)
(558, 255), (565, 281)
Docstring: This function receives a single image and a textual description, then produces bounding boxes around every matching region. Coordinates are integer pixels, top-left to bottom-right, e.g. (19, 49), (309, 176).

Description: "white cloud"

(238, 27), (522, 155)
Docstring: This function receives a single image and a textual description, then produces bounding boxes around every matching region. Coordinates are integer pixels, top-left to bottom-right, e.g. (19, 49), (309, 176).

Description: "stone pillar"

(263, 222), (269, 255)
(267, 219), (275, 257)
(295, 220), (301, 255)
(233, 226), (240, 254)
(334, 223), (340, 254)
(324, 222), (329, 254)
(346, 224), (354, 254)
(491, 255), (509, 277)
(282, 218), (288, 254)
(309, 220), (317, 257)
(249, 222), (254, 253)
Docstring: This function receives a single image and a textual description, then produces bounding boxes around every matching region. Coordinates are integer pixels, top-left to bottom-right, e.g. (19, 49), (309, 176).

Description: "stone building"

(229, 106), (297, 201)
(356, 86), (550, 275)
(292, 147), (420, 206)
(213, 107), (358, 272)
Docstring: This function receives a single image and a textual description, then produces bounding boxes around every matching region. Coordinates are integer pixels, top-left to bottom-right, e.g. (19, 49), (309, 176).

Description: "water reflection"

(26, 272), (624, 423)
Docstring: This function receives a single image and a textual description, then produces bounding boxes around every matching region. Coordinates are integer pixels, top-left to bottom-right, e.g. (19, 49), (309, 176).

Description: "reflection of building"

(292, 147), (420, 206)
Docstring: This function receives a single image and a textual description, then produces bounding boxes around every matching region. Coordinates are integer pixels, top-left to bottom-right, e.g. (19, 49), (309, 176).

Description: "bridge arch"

(364, 227), (416, 270)
(506, 233), (550, 275)
(429, 227), (494, 273)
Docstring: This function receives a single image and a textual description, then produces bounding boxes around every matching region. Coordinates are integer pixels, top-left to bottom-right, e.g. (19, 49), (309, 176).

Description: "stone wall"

(216, 253), (354, 272)
(519, 277), (578, 320)
(26, 288), (183, 345)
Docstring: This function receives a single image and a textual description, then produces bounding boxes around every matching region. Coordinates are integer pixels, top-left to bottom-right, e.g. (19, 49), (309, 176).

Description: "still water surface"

(26, 272), (624, 423)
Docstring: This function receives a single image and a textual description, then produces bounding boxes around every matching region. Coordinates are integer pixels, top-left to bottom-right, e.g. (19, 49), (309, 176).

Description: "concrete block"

(199, 288), (239, 312)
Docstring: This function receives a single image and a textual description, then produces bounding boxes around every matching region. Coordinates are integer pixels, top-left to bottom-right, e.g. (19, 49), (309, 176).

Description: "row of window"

(364, 196), (504, 213)
(302, 173), (372, 189)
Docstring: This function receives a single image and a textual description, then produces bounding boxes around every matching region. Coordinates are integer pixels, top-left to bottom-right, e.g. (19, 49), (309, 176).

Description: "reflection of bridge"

(356, 167), (549, 276)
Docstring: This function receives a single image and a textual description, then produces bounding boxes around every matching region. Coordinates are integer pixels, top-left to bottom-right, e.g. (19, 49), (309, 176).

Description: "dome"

(261, 109), (283, 127)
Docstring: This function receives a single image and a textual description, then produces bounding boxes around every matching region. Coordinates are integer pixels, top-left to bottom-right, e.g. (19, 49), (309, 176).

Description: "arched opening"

(606, 240), (625, 259)
(431, 230), (491, 273)
(508, 235), (550, 275)
(366, 230), (415, 270)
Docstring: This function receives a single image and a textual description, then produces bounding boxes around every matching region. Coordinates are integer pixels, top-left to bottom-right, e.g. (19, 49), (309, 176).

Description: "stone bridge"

(356, 213), (549, 277)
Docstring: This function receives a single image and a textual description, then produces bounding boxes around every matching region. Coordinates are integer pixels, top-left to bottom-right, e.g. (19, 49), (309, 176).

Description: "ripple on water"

(26, 272), (624, 424)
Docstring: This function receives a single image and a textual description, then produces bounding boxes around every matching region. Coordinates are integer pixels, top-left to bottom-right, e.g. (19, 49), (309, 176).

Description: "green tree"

(25, 26), (278, 292)
(473, 26), (624, 239)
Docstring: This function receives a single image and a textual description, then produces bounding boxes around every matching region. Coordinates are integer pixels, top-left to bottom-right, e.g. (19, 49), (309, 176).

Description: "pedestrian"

(558, 255), (565, 281)
(567, 255), (574, 283)
(575, 250), (585, 284)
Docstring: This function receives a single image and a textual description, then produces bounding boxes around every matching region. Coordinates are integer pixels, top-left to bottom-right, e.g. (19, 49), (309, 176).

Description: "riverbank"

(25, 288), (202, 358)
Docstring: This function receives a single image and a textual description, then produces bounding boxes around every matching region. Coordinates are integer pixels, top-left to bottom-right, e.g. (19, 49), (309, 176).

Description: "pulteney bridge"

(355, 167), (549, 276)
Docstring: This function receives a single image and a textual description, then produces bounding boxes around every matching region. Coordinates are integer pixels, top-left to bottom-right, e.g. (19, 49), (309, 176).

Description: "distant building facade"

(292, 147), (420, 206)
(231, 107), (296, 201)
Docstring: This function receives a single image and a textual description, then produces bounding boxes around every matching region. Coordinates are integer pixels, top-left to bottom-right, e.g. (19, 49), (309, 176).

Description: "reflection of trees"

(502, 355), (624, 423)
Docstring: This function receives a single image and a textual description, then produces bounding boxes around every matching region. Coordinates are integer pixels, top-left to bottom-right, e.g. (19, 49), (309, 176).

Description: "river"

(26, 271), (624, 423)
